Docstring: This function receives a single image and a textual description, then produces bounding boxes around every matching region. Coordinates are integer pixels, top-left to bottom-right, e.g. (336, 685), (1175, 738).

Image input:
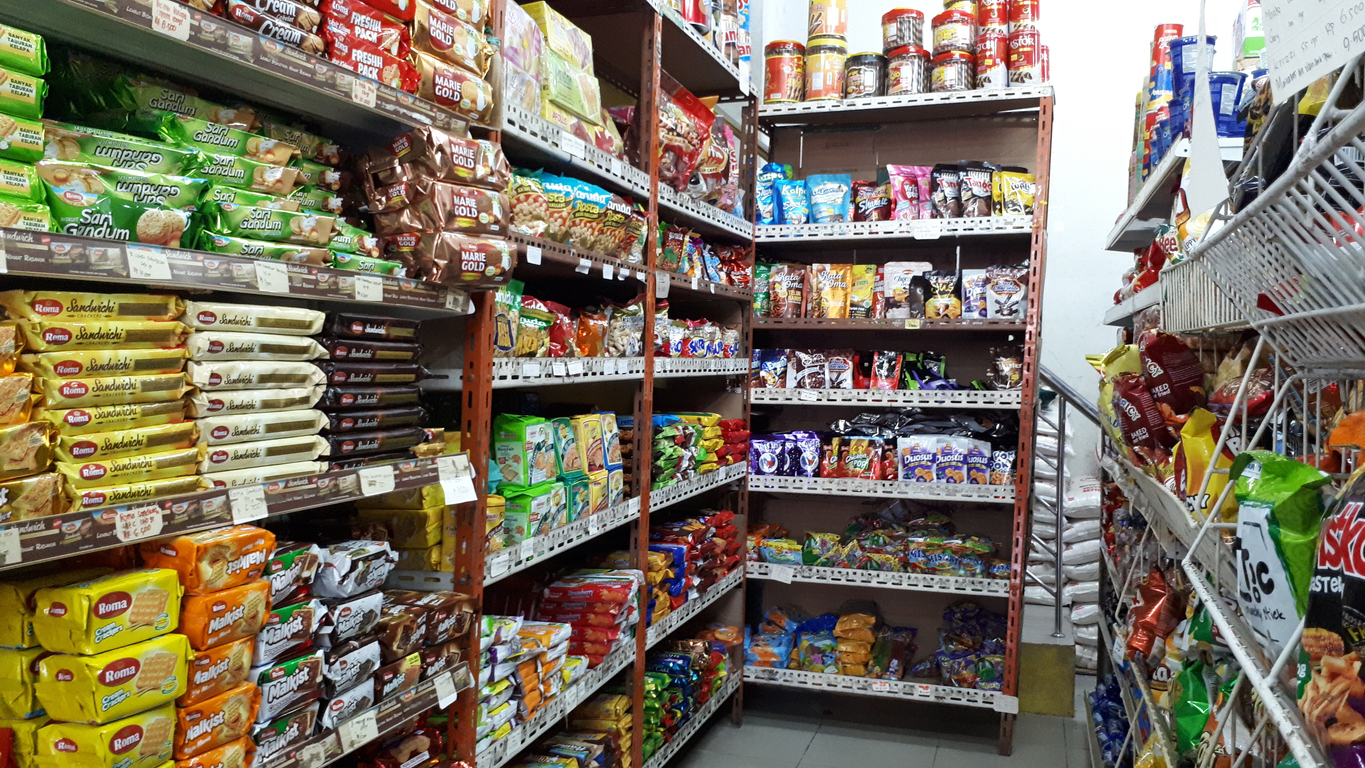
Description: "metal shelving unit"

(641, 674), (743, 768)
(746, 562), (1011, 597)
(748, 476), (1016, 504)
(751, 388), (1023, 409)
(756, 216), (1033, 243)
(743, 667), (1018, 713)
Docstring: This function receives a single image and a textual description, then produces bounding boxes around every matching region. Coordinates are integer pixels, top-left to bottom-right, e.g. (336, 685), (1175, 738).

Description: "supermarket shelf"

(0, 229), (470, 318)
(265, 662), (473, 768)
(511, 233), (649, 285)
(6, 0), (469, 141)
(758, 86), (1055, 127)
(500, 104), (653, 200)
(485, 498), (641, 585)
(747, 476), (1016, 504)
(752, 388), (1022, 409)
(742, 666), (1019, 714)
(649, 462), (748, 514)
(426, 357), (747, 391)
(1083, 697), (1105, 768)
(478, 643), (636, 768)
(756, 216), (1033, 244)
(1095, 614), (1142, 739)
(655, 358), (749, 378)
(1105, 139), (1187, 253)
(658, 183), (755, 241)
(1103, 284), (1162, 327)
(0, 454), (474, 572)
(755, 317), (1025, 332)
(664, 271), (754, 301)
(642, 673), (743, 768)
(651, 0), (745, 97)
(645, 567), (743, 649)
(746, 562), (1010, 597)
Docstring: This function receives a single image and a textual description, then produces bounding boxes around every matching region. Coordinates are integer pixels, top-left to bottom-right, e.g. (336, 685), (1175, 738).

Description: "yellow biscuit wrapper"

(0, 292), (186, 322)
(35, 702), (176, 768)
(0, 646), (47, 719)
(37, 374), (191, 409)
(55, 422), (200, 463)
(0, 569), (111, 648)
(395, 544), (442, 571)
(1, 715), (50, 768)
(32, 568), (182, 655)
(0, 471), (67, 524)
(35, 401), (188, 436)
(36, 634), (190, 725)
(19, 349), (188, 380)
(0, 421), (54, 482)
(17, 321), (190, 352)
(66, 476), (211, 514)
(58, 445), (203, 489)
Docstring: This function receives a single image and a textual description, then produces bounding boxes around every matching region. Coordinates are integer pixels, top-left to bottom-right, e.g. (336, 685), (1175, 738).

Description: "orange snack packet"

(174, 737), (255, 768)
(140, 526), (277, 595)
(179, 637), (255, 707)
(174, 682), (260, 759)
(180, 581), (270, 651)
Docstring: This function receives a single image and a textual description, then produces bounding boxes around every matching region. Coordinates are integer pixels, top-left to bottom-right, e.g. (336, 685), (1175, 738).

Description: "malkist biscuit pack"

(172, 737), (254, 768)
(179, 637), (253, 708)
(0, 568), (111, 648)
(140, 526), (277, 595)
(32, 569), (182, 655)
(0, 646), (48, 719)
(173, 682), (259, 759)
(34, 702), (176, 768)
(35, 633), (190, 725)
(179, 580), (270, 651)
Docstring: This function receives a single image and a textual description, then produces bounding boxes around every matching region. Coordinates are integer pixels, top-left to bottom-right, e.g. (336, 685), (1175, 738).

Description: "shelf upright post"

(999, 94), (1055, 756)
(454, 292), (496, 762)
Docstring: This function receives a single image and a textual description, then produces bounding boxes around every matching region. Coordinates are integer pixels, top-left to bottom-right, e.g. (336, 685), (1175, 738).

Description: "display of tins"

(976, 30), (1007, 89)
(887, 45), (930, 96)
(1008, 0), (1039, 33)
(764, 40), (807, 104)
(844, 52), (887, 98)
(808, 0), (848, 38)
(1007, 28), (1043, 86)
(882, 8), (924, 52)
(805, 34), (848, 101)
(931, 50), (975, 92)
(978, 0), (1007, 30)
(932, 9), (977, 56)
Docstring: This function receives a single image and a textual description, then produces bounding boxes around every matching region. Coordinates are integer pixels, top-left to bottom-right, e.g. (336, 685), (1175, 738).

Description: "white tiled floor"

(668, 677), (1096, 768)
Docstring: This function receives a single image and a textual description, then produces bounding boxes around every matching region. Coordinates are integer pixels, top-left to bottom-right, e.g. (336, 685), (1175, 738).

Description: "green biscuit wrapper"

(37, 160), (208, 210)
(0, 113), (43, 162)
(0, 193), (50, 231)
(161, 114), (296, 166)
(47, 192), (199, 246)
(205, 183), (300, 211)
(206, 201), (335, 245)
(260, 120), (338, 166)
(0, 66), (46, 119)
(1231, 450), (1331, 615)
(0, 158), (40, 201)
(199, 232), (330, 265)
(330, 252), (401, 274)
(326, 219), (381, 258)
(43, 122), (201, 175)
(289, 158), (329, 187)
(100, 75), (257, 130)
(0, 24), (47, 77)
(287, 186), (342, 215)
(196, 152), (299, 195)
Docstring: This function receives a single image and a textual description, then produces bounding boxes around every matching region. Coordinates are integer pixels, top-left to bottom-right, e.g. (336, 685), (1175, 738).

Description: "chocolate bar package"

(322, 636), (381, 695)
(319, 337), (423, 362)
(318, 590), (383, 645)
(324, 427), (426, 456)
(325, 313), (421, 342)
(323, 407), (428, 433)
(318, 385), (422, 410)
(316, 362), (431, 385)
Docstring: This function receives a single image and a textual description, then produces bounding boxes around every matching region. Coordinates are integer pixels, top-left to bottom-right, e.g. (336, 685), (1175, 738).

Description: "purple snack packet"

(750, 437), (781, 475)
(789, 431), (823, 478)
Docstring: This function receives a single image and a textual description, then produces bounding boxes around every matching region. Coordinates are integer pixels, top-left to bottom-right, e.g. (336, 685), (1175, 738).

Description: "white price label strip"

(354, 275), (384, 302)
(769, 564), (795, 584)
(610, 158), (624, 177)
(602, 264), (614, 280)
(337, 709), (379, 753)
(552, 361), (567, 377)
(488, 554), (510, 579)
(444, 291), (462, 312)
(357, 466), (396, 496)
(434, 670), (460, 709)
(126, 246), (173, 282)
(520, 539), (536, 561)
(229, 484), (269, 523)
(869, 680), (891, 692)
(296, 741), (329, 768)
(351, 77), (378, 108)
(796, 389), (819, 402)
(587, 516), (603, 536)
(0, 527), (20, 566)
(151, 0), (192, 40)
(526, 245), (542, 265)
(521, 362), (541, 378)
(561, 133), (587, 158)
(115, 504), (164, 542)
(567, 360), (584, 376)
(576, 258), (591, 274)
(436, 455), (477, 504)
(254, 260), (290, 293)
(604, 360), (618, 375)
(738, 60), (751, 96)
(913, 220), (942, 240)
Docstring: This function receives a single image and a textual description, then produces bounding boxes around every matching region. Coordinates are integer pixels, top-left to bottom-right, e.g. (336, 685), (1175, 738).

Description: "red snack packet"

(1114, 373), (1175, 455)
(1139, 330), (1207, 421)
(325, 34), (420, 92)
(321, 0), (410, 56)
(1124, 568), (1185, 661)
(543, 300), (574, 358)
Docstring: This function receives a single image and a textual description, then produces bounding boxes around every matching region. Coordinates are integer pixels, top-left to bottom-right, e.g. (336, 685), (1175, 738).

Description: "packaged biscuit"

(323, 407), (426, 433)
(42, 123), (200, 175)
(0, 472), (66, 523)
(322, 427), (423, 457)
(181, 303), (324, 337)
(17, 321), (190, 351)
(32, 569), (182, 655)
(249, 701), (315, 762)
(0, 67), (45, 119)
(57, 445), (202, 489)
(314, 541), (396, 598)
(0, 194), (49, 230)
(329, 253), (401, 275)
(173, 682), (259, 760)
(180, 638), (253, 708)
(571, 414), (605, 474)
(67, 475), (210, 514)
(0, 569), (112, 648)
(316, 385), (421, 411)
(327, 220), (382, 258)
(0, 420), (54, 482)
(3, 714), (49, 768)
(196, 411), (327, 447)
(202, 462), (327, 490)
(411, 1), (491, 74)
(19, 348), (188, 379)
(394, 546), (440, 571)
(0, 24), (47, 76)
(0, 371), (32, 424)
(35, 634), (190, 725)
(249, 650), (322, 724)
(140, 526), (277, 595)
(185, 332), (326, 362)
(178, 580), (270, 651)
(188, 388), (324, 418)
(202, 185), (300, 211)
(374, 652), (421, 702)
(36, 400), (188, 436)
(46, 197), (199, 247)
(173, 737), (254, 768)
(54, 422), (199, 463)
(37, 162), (210, 210)
(35, 702), (176, 768)
(351, 506), (441, 549)
(0, 646), (47, 719)
(319, 677), (373, 729)
(162, 116), (297, 167)
(194, 154), (299, 196)
(599, 412), (622, 468)
(324, 312), (420, 342)
(0, 321), (15, 374)
(412, 51), (493, 122)
(204, 203), (335, 246)
(252, 599), (323, 666)
(0, 157), (40, 201)
(197, 234), (329, 266)
(386, 590), (474, 644)
(186, 361), (326, 391)
(199, 435), (329, 474)
(321, 636), (380, 693)
(287, 187), (343, 216)
(319, 338), (421, 362)
(264, 542), (321, 607)
(36, 373), (191, 409)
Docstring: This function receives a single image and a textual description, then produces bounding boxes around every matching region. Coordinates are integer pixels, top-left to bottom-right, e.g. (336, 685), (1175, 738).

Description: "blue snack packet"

(775, 179), (809, 224)
(806, 174), (852, 223)
(756, 162), (793, 225)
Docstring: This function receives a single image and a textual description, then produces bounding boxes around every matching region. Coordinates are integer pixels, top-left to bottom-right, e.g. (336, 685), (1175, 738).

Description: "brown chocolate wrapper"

(320, 337), (422, 362)
(318, 385), (422, 410)
(368, 127), (510, 192)
(238, 0), (322, 30)
(374, 652), (421, 701)
(323, 406), (427, 433)
(324, 427), (427, 456)
(327, 452), (410, 471)
(322, 635), (381, 695)
(368, 178), (509, 237)
(382, 231), (515, 287)
(420, 640), (462, 681)
(325, 312), (421, 341)
(374, 602), (427, 663)
(385, 590), (475, 644)
(411, 1), (493, 75)
(224, 0), (326, 54)
(316, 361), (431, 385)
(413, 51), (494, 123)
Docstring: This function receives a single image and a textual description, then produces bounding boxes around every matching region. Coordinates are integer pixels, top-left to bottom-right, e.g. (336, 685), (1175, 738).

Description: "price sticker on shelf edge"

(444, 290), (462, 312)
(576, 258), (591, 274)
(567, 360), (584, 376)
(526, 245), (542, 265)
(769, 564), (795, 584)
(604, 359), (618, 375)
(520, 539), (536, 561)
(358, 465), (396, 496)
(587, 515), (603, 536)
(913, 220), (942, 240)
(904, 318), (921, 330)
(552, 361), (567, 377)
(338, 708), (379, 753)
(916, 684), (932, 697)
(797, 389), (819, 402)
(0, 526), (20, 566)
(611, 158), (625, 177)
(151, 0), (192, 40)
(488, 555), (510, 579)
(869, 680), (891, 693)
(0, 239), (7, 274)
(602, 263), (614, 281)
(351, 76), (378, 109)
(436, 455), (478, 504)
(115, 504), (164, 543)
(354, 274), (384, 302)
(521, 361), (541, 378)
(655, 271), (670, 299)
(296, 740), (329, 768)
(434, 670), (460, 709)
(229, 484), (269, 524)
(254, 260), (290, 294)
(561, 133), (587, 158)
(126, 246), (173, 282)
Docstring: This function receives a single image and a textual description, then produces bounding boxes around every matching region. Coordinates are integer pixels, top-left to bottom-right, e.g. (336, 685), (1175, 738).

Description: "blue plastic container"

(1209, 70), (1249, 137)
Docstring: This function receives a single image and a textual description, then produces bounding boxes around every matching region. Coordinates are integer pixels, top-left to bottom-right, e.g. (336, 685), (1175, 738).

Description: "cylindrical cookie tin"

(805, 34), (847, 101)
(887, 45), (929, 95)
(975, 30), (1007, 89)
(978, 0), (1007, 29)
(944, 0), (977, 15)
(844, 52), (887, 98)
(808, 0), (847, 38)
(1007, 0), (1038, 33)
(882, 8), (923, 52)
(930, 50), (975, 92)
(764, 40), (806, 103)
(932, 10), (977, 56)
(1007, 28), (1041, 87)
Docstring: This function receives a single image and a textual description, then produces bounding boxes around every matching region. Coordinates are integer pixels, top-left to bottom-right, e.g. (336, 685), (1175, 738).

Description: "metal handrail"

(1039, 365), (1102, 426)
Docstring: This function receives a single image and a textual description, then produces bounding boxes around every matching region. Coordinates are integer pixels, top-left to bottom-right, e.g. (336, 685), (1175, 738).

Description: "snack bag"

(32, 569), (182, 655)
(1171, 409), (1236, 520)
(805, 174), (851, 223)
(1139, 330), (1207, 421)
(35, 633), (191, 724)
(808, 263), (850, 319)
(35, 703), (175, 768)
(755, 163), (792, 226)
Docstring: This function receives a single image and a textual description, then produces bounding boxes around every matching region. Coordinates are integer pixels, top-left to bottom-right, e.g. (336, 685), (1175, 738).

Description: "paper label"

(552, 361), (567, 377)
(769, 564), (795, 583)
(126, 246), (173, 281)
(337, 709), (379, 752)
(229, 484), (269, 523)
(354, 274), (384, 302)
(521, 362), (541, 378)
(655, 271), (671, 299)
(488, 554), (510, 579)
(869, 680), (891, 692)
(1262, 0), (1360, 102)
(691, 276), (699, 291)
(576, 258), (591, 274)
(115, 504), (163, 542)
(913, 220), (942, 240)
(434, 670), (460, 709)
(797, 389), (819, 402)
(254, 260), (290, 293)
(297, 742), (328, 768)
(604, 360), (618, 375)
(561, 134), (587, 158)
(0, 527), (20, 566)
(0, 239), (7, 274)
(444, 290), (462, 312)
(526, 245), (542, 265)
(587, 515), (603, 536)
(611, 158), (625, 177)
(436, 455), (477, 503)
(567, 360), (584, 376)
(738, 60), (751, 96)
(603, 264), (614, 280)
(904, 318), (922, 330)
(357, 466), (396, 496)
(351, 77), (378, 108)
(520, 539), (536, 561)
(151, 0), (192, 41)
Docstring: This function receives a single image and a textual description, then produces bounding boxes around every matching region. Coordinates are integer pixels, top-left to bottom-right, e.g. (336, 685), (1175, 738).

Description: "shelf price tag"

(903, 318), (921, 330)
(526, 245), (542, 265)
(296, 741), (329, 768)
(915, 684), (932, 697)
(351, 77), (378, 109)
(357, 466), (396, 496)
(587, 515), (603, 536)
(126, 246), (173, 282)
(115, 504), (164, 542)
(576, 258), (591, 274)
(444, 291), (463, 312)
(796, 390), (819, 402)
(602, 263), (614, 280)
(254, 260), (290, 293)
(488, 554), (510, 580)
(869, 680), (892, 692)
(655, 271), (670, 299)
(603, 359), (618, 375)
(0, 527), (21, 566)
(354, 275), (384, 302)
(436, 455), (477, 504)
(229, 485), (269, 524)
(552, 361), (567, 377)
(913, 220), (942, 240)
(769, 564), (795, 584)
(690, 276), (699, 291)
(567, 360), (584, 376)
(434, 670), (460, 709)
(520, 362), (541, 378)
(520, 539), (536, 561)
(0, 238), (7, 274)
(152, 0), (192, 40)
(561, 133), (587, 158)
(610, 158), (625, 177)
(337, 709), (379, 753)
